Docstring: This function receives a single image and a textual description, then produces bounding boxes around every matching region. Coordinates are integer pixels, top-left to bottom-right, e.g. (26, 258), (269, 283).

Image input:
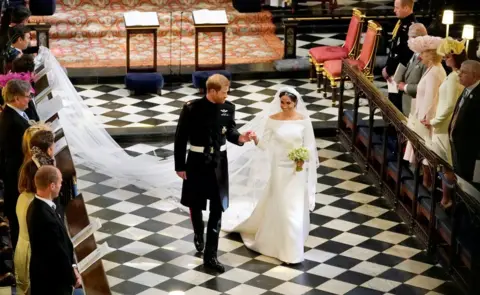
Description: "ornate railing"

(338, 60), (480, 294)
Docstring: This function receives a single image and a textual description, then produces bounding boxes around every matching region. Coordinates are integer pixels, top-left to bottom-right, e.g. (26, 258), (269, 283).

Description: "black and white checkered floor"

(76, 77), (387, 129)
(79, 137), (461, 295)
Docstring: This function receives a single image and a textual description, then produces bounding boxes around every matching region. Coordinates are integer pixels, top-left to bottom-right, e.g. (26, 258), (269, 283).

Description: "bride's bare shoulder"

(295, 112), (305, 120)
(269, 113), (282, 120)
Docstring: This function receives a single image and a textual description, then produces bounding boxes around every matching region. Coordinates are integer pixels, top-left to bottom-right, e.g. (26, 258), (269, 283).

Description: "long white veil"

(37, 47), (319, 224)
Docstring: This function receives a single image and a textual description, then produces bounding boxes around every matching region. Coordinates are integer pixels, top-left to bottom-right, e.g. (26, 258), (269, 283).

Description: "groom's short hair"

(206, 74), (230, 92)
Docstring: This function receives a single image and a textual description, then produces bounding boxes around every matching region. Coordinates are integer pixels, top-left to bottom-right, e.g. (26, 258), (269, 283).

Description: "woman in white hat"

(403, 35), (446, 188)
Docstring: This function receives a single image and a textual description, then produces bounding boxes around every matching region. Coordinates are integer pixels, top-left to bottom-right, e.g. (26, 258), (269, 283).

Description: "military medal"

(221, 126), (227, 134)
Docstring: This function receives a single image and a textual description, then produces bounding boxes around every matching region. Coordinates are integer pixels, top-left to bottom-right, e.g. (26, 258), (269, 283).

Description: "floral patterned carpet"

(30, 0), (284, 69)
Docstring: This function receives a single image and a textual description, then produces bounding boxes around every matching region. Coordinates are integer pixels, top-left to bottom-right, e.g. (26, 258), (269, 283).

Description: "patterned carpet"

(78, 137), (462, 295)
(30, 0), (283, 68)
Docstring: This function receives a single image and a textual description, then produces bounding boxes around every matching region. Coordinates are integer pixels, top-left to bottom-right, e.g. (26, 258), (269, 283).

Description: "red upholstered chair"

(308, 8), (365, 92)
(323, 20), (382, 106)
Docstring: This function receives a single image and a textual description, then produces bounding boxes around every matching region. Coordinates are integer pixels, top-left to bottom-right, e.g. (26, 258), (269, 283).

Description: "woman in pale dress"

(422, 38), (467, 208)
(403, 35), (446, 188)
(224, 87), (319, 264)
(15, 129), (55, 295)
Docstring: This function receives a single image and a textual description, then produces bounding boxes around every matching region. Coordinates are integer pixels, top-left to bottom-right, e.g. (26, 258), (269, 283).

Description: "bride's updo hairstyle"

(278, 91), (298, 106)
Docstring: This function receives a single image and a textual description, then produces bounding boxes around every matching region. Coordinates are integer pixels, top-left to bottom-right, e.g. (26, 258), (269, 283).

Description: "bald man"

(449, 60), (480, 183)
(392, 23), (428, 115)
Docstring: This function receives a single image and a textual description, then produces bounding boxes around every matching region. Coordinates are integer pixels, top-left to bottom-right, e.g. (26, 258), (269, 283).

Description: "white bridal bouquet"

(288, 147), (309, 172)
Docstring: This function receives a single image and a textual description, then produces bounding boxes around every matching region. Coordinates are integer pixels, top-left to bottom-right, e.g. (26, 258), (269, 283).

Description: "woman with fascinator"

(15, 129), (55, 295)
(422, 38), (467, 209)
(222, 87), (319, 264)
(403, 35), (446, 188)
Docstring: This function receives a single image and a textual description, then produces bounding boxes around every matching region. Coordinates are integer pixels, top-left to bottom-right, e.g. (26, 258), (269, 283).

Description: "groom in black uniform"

(174, 74), (253, 272)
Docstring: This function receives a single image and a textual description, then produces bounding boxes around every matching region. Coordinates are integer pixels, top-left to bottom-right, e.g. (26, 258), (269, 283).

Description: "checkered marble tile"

(75, 77), (388, 129)
(77, 137), (461, 295)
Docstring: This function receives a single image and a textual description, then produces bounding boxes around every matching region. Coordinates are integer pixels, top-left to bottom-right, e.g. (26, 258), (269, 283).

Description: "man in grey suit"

(394, 23), (428, 116)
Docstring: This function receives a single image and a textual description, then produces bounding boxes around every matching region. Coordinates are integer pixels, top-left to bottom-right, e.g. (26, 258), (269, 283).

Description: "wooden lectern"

(123, 11), (160, 72)
(192, 10), (229, 71)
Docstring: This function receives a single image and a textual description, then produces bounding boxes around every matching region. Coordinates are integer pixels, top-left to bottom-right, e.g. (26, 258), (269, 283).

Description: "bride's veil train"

(37, 47), (318, 227)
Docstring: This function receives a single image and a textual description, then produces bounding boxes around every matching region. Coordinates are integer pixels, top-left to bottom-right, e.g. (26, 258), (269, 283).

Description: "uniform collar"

(401, 13), (415, 22)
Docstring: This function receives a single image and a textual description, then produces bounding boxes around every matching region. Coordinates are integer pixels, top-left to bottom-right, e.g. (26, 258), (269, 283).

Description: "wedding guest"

(394, 23), (428, 115)
(10, 54), (39, 121)
(22, 123), (52, 163)
(15, 130), (55, 295)
(0, 79), (35, 249)
(403, 36), (446, 188)
(12, 54), (35, 74)
(6, 25), (31, 63)
(421, 38), (467, 208)
(10, 6), (31, 26)
(449, 60), (480, 183)
(383, 0), (416, 85)
(28, 166), (81, 295)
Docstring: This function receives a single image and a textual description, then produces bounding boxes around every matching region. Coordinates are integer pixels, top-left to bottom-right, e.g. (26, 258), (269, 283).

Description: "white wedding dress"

(227, 118), (313, 263)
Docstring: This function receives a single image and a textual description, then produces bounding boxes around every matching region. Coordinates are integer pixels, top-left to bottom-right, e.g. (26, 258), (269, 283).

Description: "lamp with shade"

(442, 10), (454, 37)
(462, 25), (474, 55)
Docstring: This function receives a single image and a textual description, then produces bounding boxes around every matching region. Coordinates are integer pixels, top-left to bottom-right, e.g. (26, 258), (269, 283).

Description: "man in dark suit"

(6, 25), (31, 63)
(384, 0), (416, 111)
(0, 79), (35, 249)
(449, 60), (480, 183)
(394, 23), (427, 115)
(11, 54), (40, 121)
(174, 74), (253, 272)
(28, 165), (81, 295)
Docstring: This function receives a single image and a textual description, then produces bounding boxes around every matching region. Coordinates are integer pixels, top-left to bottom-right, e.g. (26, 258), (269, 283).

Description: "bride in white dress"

(223, 88), (319, 264)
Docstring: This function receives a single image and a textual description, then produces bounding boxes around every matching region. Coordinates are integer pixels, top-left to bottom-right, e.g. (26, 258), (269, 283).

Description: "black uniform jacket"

(174, 97), (242, 211)
(385, 13), (416, 77)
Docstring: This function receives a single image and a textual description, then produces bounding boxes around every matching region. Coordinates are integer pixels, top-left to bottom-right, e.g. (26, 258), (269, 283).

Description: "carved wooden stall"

(33, 64), (111, 295)
(337, 60), (480, 294)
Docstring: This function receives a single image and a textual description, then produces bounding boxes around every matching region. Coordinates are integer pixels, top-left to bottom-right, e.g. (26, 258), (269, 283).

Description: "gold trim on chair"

(323, 20), (382, 106)
(308, 8), (366, 92)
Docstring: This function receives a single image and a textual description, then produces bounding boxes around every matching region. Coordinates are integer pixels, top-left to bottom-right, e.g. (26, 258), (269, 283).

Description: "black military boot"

(190, 209), (205, 252)
(203, 213), (224, 273)
(194, 233), (204, 252)
(203, 255), (225, 273)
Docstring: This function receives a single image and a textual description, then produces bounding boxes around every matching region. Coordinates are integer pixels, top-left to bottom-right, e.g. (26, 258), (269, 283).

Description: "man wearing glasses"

(0, 79), (36, 249)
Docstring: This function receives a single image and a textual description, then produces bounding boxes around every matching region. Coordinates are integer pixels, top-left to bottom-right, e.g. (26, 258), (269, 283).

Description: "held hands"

(239, 131), (256, 143)
(397, 82), (406, 91)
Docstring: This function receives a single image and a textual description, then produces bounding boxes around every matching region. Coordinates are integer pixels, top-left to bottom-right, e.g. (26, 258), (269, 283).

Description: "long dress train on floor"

(226, 118), (314, 263)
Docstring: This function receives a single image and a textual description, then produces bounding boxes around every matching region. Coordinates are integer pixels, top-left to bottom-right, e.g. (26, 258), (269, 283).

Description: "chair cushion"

(324, 59), (366, 78)
(309, 46), (348, 63)
(192, 70), (232, 89)
(125, 73), (164, 94)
